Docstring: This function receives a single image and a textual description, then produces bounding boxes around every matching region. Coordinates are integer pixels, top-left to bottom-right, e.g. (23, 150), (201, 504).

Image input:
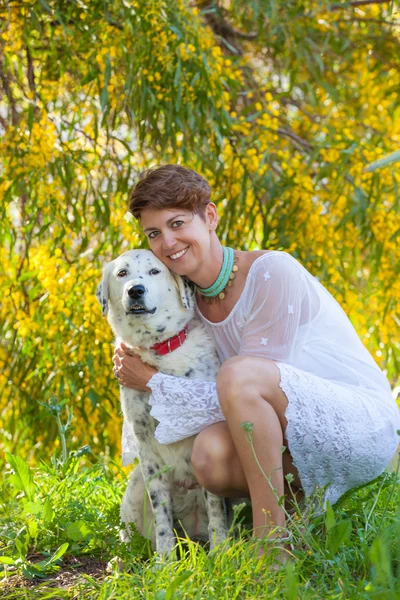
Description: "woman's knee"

(191, 427), (235, 494)
(216, 356), (278, 412)
(216, 357), (251, 400)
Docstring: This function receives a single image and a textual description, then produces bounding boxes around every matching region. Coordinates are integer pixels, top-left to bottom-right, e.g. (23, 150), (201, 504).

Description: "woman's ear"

(206, 202), (219, 231)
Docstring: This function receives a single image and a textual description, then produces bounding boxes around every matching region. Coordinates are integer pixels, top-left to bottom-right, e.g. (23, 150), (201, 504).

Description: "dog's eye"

(118, 270), (128, 277)
(149, 269), (160, 275)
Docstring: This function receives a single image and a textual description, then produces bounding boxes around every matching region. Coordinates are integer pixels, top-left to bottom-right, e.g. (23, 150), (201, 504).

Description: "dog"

(96, 249), (228, 557)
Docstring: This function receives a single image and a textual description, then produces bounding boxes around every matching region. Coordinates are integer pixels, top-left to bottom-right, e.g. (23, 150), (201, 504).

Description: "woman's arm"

(113, 343), (224, 446)
(113, 343), (157, 391)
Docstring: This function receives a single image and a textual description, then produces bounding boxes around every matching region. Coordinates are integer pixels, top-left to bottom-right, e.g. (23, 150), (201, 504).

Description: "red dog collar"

(150, 325), (188, 355)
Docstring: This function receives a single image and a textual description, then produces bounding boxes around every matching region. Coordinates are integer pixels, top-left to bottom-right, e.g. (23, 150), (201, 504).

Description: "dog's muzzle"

(125, 285), (156, 315)
(128, 284), (145, 300)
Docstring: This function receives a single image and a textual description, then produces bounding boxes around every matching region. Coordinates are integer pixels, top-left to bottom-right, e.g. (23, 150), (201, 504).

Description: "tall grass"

(1, 412), (399, 599)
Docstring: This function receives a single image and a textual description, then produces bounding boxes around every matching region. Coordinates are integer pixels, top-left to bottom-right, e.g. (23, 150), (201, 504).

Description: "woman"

(113, 164), (400, 547)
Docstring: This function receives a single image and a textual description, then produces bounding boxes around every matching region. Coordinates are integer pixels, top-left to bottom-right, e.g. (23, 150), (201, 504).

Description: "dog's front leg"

(140, 456), (176, 559)
(204, 490), (228, 551)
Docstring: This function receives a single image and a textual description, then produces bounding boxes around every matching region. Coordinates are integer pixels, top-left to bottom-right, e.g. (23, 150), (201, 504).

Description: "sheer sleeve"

(239, 253), (309, 362)
(121, 373), (224, 464)
(147, 373), (224, 444)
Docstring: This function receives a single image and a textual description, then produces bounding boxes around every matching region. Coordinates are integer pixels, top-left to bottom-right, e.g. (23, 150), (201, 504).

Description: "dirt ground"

(0, 555), (107, 597)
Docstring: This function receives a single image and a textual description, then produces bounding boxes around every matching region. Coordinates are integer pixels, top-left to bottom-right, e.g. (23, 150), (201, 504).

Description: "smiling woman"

(114, 164), (400, 560)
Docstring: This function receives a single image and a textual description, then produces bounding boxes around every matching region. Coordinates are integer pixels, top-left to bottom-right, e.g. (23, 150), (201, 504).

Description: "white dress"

(122, 251), (400, 506)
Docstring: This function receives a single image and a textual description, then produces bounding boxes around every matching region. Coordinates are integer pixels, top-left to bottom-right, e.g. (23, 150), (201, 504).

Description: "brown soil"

(0, 555), (107, 597)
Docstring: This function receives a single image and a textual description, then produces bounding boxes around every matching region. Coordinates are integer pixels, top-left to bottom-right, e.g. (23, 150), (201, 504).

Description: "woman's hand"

(112, 343), (158, 392)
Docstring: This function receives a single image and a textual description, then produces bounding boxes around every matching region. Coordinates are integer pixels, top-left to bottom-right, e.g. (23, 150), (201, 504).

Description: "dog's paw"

(208, 526), (229, 552)
(151, 552), (177, 572)
(157, 548), (178, 562)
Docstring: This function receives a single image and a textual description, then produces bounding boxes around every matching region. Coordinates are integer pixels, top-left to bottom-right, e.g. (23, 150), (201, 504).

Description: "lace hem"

(277, 362), (400, 506)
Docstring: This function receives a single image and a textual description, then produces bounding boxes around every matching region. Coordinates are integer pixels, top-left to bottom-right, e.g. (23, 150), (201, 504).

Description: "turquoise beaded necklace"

(196, 246), (239, 301)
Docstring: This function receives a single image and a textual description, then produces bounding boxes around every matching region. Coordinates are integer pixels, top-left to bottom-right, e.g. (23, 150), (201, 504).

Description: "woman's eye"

(148, 231), (159, 239)
(118, 270), (127, 277)
(149, 269), (161, 275)
(172, 220), (184, 228)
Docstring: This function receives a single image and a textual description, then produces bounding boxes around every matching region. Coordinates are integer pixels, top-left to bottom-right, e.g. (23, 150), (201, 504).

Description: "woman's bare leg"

(192, 423), (301, 503)
(191, 356), (301, 541)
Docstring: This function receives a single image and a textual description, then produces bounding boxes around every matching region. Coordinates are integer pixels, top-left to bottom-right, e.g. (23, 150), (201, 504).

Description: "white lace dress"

(122, 251), (400, 506)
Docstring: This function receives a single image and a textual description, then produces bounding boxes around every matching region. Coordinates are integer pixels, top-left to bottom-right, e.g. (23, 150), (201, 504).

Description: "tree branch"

(334, 17), (397, 25)
(279, 97), (320, 124)
(26, 45), (36, 94)
(197, 1), (258, 55)
(0, 59), (18, 125)
(276, 127), (314, 151)
(330, 0), (391, 10)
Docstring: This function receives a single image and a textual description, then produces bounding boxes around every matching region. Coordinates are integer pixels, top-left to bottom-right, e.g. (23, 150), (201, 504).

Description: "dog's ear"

(172, 274), (193, 311)
(96, 263), (113, 317)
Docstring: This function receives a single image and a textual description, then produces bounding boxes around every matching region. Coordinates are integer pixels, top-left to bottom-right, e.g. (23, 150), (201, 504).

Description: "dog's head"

(96, 250), (194, 337)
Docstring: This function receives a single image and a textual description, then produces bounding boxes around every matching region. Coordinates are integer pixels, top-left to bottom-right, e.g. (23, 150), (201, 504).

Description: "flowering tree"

(1, 0), (399, 460)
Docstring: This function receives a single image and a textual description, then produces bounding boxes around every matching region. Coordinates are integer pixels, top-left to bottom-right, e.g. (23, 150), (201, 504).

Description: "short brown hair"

(128, 164), (211, 220)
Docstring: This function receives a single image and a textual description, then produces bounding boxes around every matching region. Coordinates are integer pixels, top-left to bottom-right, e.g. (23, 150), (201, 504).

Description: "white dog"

(96, 249), (228, 557)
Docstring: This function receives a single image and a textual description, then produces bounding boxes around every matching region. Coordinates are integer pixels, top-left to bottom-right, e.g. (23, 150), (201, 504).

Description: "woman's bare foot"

(253, 527), (294, 571)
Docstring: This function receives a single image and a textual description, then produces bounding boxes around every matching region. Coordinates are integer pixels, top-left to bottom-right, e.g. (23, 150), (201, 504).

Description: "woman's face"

(140, 205), (217, 276)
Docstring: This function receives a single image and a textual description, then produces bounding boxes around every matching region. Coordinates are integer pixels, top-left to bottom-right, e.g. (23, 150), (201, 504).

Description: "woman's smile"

(167, 246), (189, 261)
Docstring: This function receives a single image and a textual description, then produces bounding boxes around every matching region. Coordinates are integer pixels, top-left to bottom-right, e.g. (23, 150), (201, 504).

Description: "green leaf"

(324, 501), (335, 532)
(100, 86), (109, 112)
(100, 56), (112, 111)
(284, 561), (299, 600)
(165, 570), (193, 600)
(88, 388), (100, 408)
(50, 543), (69, 564)
(55, 8), (71, 35)
(22, 561), (60, 579)
(104, 55), (112, 87)
(169, 25), (182, 39)
(27, 104), (34, 132)
(43, 499), (54, 524)
(326, 519), (351, 556)
(65, 521), (92, 542)
(174, 56), (182, 88)
(370, 535), (393, 586)
(38, 0), (52, 12)
(0, 556), (16, 565)
(364, 150), (400, 172)
(15, 528), (30, 558)
(61, 312), (80, 331)
(81, 65), (99, 85)
(110, 136), (133, 155)
(36, 543), (69, 569)
(27, 519), (38, 539)
(72, 445), (91, 458)
(6, 454), (35, 501)
(22, 501), (42, 515)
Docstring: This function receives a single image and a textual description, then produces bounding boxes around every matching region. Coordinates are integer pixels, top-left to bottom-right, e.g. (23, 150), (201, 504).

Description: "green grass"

(0, 448), (399, 599)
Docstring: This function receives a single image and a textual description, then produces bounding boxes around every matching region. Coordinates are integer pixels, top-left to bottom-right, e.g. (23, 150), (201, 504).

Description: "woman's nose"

(161, 230), (178, 250)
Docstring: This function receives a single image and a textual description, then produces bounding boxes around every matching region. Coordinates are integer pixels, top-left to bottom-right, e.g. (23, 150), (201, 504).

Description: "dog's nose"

(128, 285), (146, 300)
